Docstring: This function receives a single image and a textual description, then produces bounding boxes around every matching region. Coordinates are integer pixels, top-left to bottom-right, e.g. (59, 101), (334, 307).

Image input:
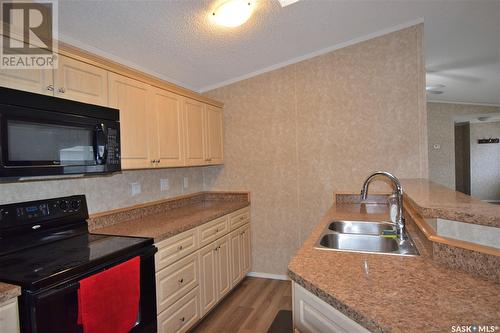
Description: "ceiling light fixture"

(211, 0), (254, 28)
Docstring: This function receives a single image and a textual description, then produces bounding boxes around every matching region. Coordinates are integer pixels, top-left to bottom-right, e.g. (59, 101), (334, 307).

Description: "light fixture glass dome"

(211, 0), (254, 28)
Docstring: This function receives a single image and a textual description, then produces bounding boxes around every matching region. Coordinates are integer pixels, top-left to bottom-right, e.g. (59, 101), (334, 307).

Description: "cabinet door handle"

(46, 85), (54, 91)
(58, 87), (66, 93)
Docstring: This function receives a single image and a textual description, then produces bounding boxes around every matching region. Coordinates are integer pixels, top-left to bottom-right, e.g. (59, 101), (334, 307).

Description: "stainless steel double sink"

(315, 220), (419, 256)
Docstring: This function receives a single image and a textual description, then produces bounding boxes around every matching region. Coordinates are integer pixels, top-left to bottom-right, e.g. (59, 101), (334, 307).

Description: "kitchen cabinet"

(156, 253), (199, 314)
(54, 55), (108, 106)
(215, 235), (231, 299)
(154, 207), (251, 332)
(229, 208), (252, 287)
(198, 235), (230, 317)
(241, 224), (252, 274)
(229, 228), (243, 286)
(0, 54), (107, 107)
(0, 35), (224, 169)
(108, 73), (153, 169)
(0, 297), (20, 333)
(198, 242), (218, 315)
(157, 286), (201, 333)
(293, 282), (370, 333)
(150, 87), (185, 167)
(204, 105), (224, 165)
(183, 98), (206, 166)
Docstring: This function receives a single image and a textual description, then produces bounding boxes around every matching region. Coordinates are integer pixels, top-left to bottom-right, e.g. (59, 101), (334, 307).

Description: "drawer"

(156, 253), (199, 314)
(198, 216), (228, 248)
(228, 207), (250, 231)
(157, 286), (200, 333)
(155, 228), (198, 272)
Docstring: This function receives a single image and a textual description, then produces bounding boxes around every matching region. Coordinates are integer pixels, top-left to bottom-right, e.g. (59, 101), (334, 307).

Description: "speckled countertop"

(0, 282), (20, 304)
(401, 178), (500, 227)
(288, 201), (500, 333)
(92, 198), (249, 242)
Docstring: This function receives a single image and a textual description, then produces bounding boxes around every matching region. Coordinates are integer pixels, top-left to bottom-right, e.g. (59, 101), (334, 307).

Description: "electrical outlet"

(183, 177), (189, 189)
(131, 182), (141, 196)
(160, 178), (169, 192)
(433, 144), (441, 150)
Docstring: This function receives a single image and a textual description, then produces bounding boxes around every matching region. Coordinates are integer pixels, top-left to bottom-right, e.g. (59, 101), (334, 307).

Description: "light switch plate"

(131, 182), (141, 196)
(183, 177), (189, 189)
(433, 144), (441, 150)
(160, 178), (169, 192)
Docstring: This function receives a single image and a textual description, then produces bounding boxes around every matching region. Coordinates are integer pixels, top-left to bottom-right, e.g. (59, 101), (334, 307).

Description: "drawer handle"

(180, 317), (185, 322)
(178, 245), (183, 251)
(215, 228), (219, 233)
(178, 278), (184, 284)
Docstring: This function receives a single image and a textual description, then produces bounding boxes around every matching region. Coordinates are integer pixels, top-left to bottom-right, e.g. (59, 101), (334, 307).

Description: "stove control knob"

(59, 201), (68, 211)
(70, 200), (80, 210)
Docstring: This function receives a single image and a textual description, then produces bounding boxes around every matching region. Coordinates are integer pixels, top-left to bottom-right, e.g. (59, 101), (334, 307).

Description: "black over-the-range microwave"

(0, 87), (121, 178)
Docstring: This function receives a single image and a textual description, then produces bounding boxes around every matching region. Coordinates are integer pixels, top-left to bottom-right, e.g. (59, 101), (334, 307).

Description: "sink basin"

(328, 220), (394, 235)
(319, 233), (398, 253)
(315, 227), (420, 256)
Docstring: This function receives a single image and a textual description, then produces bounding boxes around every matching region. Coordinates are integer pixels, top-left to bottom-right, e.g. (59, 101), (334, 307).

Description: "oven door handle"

(94, 123), (108, 165)
(35, 282), (80, 301)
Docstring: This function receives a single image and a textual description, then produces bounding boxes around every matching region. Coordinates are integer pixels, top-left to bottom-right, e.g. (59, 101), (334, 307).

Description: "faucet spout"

(360, 171), (405, 239)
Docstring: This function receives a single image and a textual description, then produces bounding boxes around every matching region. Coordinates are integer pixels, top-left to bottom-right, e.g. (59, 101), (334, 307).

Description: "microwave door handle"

(93, 124), (108, 165)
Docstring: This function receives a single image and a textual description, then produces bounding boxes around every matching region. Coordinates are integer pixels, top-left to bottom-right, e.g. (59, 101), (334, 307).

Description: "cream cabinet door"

(229, 230), (243, 287)
(151, 87), (185, 167)
(183, 98), (206, 166)
(198, 243), (217, 316)
(0, 67), (53, 95)
(205, 105), (224, 165)
(0, 298), (20, 333)
(54, 55), (108, 106)
(241, 225), (252, 275)
(216, 235), (231, 299)
(108, 73), (153, 169)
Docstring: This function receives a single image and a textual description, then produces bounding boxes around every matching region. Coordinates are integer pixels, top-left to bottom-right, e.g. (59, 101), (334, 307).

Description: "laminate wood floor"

(190, 277), (292, 333)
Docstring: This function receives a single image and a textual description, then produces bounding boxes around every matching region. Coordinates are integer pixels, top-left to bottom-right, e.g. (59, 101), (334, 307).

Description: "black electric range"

(0, 195), (157, 333)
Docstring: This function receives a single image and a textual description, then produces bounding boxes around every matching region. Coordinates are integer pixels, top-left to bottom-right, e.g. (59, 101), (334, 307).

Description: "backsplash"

(0, 167), (206, 214)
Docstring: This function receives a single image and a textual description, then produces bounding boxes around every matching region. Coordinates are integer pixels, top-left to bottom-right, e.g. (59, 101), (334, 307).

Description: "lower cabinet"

(0, 297), (20, 333)
(229, 224), (252, 287)
(155, 207), (251, 333)
(292, 282), (370, 333)
(157, 287), (201, 333)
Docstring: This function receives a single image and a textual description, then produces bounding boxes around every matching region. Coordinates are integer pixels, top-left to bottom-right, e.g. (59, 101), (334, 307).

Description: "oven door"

(18, 246), (157, 333)
(0, 104), (120, 178)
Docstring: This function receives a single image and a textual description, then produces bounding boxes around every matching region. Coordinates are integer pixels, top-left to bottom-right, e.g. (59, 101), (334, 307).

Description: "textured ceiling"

(59, 0), (500, 105)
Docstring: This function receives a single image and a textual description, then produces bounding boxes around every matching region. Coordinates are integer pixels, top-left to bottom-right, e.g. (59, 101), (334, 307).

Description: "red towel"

(78, 256), (141, 333)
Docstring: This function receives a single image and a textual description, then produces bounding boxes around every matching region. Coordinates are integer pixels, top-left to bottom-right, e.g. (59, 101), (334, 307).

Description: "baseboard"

(246, 271), (289, 281)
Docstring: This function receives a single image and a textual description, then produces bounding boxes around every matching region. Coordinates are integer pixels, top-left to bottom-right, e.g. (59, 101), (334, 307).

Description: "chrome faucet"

(360, 171), (406, 239)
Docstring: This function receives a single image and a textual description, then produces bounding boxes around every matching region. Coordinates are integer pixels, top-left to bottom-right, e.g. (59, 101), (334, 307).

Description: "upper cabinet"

(108, 73), (153, 169)
(54, 55), (108, 106)
(0, 67), (53, 95)
(183, 98), (207, 166)
(205, 105), (224, 165)
(150, 87), (185, 168)
(0, 35), (223, 169)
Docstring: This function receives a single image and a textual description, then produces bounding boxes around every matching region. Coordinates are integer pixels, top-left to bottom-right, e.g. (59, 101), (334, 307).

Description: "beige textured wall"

(204, 25), (428, 275)
(470, 121), (500, 201)
(0, 167), (205, 214)
(427, 102), (500, 189)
